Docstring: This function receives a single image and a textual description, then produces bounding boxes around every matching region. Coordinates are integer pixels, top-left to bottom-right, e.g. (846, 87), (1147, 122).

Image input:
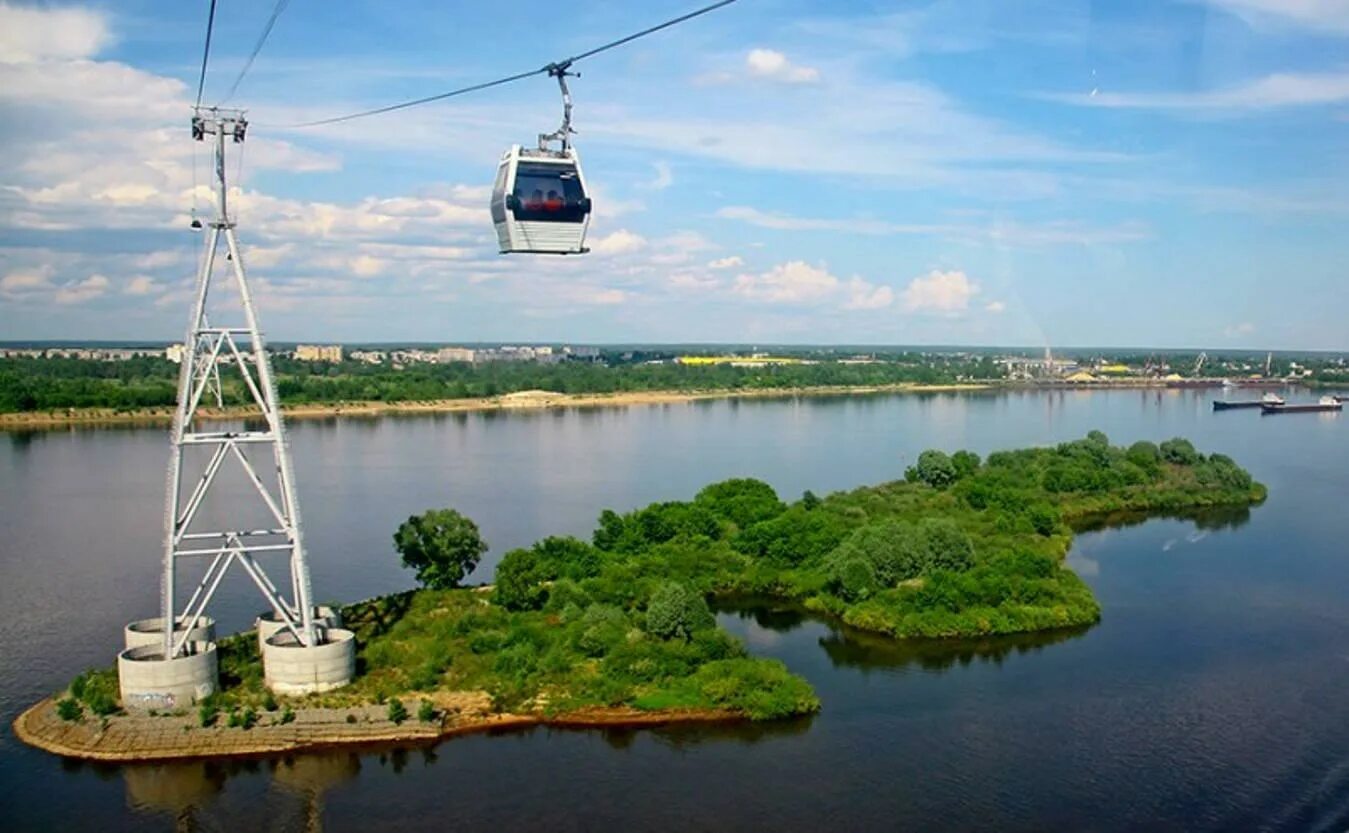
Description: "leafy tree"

(918, 518), (975, 572)
(1160, 438), (1200, 465)
(832, 556), (879, 601)
(1126, 440), (1161, 468)
(387, 699), (408, 724)
(951, 450), (981, 479)
(908, 450), (959, 489)
(645, 583), (715, 641)
(801, 490), (821, 510)
(733, 505), (849, 567)
(1086, 430), (1110, 447)
(394, 509), (487, 589)
(493, 548), (549, 611)
(694, 479), (785, 528)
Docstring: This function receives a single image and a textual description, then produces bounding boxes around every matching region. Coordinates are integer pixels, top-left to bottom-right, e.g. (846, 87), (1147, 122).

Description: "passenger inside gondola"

(526, 189), (544, 211)
(544, 190), (564, 212)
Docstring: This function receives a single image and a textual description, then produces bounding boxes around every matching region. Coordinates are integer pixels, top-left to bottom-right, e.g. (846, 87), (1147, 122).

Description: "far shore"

(0, 378), (1244, 430)
(12, 694), (741, 764)
(0, 383), (995, 430)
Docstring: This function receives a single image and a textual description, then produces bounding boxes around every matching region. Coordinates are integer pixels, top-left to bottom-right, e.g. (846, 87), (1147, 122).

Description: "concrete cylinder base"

(123, 616), (216, 651)
(117, 640), (218, 711)
(255, 605), (341, 651)
(262, 628), (355, 695)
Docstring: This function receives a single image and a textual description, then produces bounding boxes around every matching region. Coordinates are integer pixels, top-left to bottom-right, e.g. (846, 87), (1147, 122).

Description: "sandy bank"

(0, 383), (992, 430)
(12, 694), (741, 763)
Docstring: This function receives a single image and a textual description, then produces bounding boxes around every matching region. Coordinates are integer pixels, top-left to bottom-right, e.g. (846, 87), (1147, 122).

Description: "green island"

(22, 433), (1265, 760)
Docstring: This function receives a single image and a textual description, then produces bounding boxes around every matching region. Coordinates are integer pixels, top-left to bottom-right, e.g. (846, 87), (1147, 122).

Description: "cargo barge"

(1261, 396), (1343, 415)
(1214, 393), (1285, 411)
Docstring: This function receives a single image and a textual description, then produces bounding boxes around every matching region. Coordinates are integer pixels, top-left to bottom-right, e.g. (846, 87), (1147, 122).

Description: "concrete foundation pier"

(117, 640), (218, 711)
(262, 628), (355, 695)
(123, 616), (216, 651)
(255, 605), (341, 651)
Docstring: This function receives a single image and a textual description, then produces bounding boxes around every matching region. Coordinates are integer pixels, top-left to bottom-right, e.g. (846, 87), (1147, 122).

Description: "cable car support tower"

(117, 108), (353, 708)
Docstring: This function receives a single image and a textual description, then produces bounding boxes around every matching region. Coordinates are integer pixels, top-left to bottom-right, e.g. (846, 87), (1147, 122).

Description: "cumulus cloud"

(54, 273), (109, 304)
(745, 48), (821, 84)
(123, 275), (163, 296)
(589, 229), (648, 255)
(733, 261), (839, 303)
(707, 255), (744, 269)
(0, 3), (110, 63)
(843, 277), (893, 310)
(1196, 0), (1349, 34)
(901, 270), (979, 314)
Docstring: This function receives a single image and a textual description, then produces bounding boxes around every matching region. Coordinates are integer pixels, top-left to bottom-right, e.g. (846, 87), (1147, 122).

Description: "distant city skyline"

(1, 1), (1347, 350)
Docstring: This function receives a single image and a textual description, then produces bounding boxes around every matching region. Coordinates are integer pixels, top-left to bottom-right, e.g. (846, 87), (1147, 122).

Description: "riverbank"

(0, 382), (994, 429)
(12, 693), (739, 764)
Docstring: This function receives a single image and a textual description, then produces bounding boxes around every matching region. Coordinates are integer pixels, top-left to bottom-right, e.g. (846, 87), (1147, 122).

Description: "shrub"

(279, 707), (296, 725)
(387, 699), (409, 724)
(56, 698), (83, 722)
(692, 659), (820, 720)
(576, 604), (630, 657)
(733, 505), (849, 567)
(418, 699), (437, 723)
(345, 713), (358, 724)
(826, 521), (926, 586)
(645, 583), (715, 641)
(198, 700), (220, 728)
(262, 691), (278, 712)
(543, 578), (591, 614)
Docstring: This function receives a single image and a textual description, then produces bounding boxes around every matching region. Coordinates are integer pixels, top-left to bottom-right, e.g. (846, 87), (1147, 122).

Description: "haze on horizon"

(0, 0), (1345, 351)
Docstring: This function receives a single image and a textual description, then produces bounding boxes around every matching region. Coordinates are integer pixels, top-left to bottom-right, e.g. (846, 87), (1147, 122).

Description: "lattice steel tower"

(118, 109), (352, 707)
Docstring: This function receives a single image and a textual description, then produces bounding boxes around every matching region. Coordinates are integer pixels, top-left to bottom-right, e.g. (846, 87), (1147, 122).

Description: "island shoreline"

(11, 696), (743, 764)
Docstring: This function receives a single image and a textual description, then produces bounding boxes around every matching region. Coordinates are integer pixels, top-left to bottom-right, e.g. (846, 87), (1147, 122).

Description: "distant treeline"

(0, 354), (1005, 413)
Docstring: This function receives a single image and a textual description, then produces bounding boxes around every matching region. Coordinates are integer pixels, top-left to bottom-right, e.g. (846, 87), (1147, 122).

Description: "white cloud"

(1045, 69), (1349, 112)
(0, 265), (54, 296)
(734, 261), (839, 303)
(717, 205), (1150, 246)
(123, 275), (163, 296)
(843, 277), (894, 310)
(0, 3), (110, 63)
(646, 161), (674, 190)
(589, 229), (647, 255)
(54, 273), (110, 305)
(1195, 0), (1349, 34)
(707, 255), (744, 269)
(985, 300), (1006, 313)
(901, 270), (979, 314)
(745, 49), (821, 84)
(1225, 321), (1256, 337)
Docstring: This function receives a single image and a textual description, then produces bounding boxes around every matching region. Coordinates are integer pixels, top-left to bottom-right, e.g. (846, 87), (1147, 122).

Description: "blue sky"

(0, 0), (1346, 349)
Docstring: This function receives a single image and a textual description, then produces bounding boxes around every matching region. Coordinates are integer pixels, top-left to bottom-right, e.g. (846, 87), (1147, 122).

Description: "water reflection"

(1072, 504), (1253, 534)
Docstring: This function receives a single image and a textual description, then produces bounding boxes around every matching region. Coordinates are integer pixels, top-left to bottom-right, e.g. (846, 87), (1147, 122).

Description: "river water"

(1, 388), (1347, 831)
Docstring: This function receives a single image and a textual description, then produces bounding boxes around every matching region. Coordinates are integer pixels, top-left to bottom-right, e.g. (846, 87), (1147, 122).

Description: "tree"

(951, 450), (981, 479)
(394, 509), (487, 589)
(1160, 438), (1200, 465)
(493, 548), (549, 611)
(694, 478), (785, 528)
(908, 450), (958, 489)
(918, 518), (975, 572)
(645, 582), (715, 640)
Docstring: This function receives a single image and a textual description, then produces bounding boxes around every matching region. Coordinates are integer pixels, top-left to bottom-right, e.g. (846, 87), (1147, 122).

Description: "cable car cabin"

(491, 145), (592, 255)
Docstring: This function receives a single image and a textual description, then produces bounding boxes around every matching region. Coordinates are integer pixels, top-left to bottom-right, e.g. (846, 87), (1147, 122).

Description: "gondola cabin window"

(512, 164), (588, 222)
